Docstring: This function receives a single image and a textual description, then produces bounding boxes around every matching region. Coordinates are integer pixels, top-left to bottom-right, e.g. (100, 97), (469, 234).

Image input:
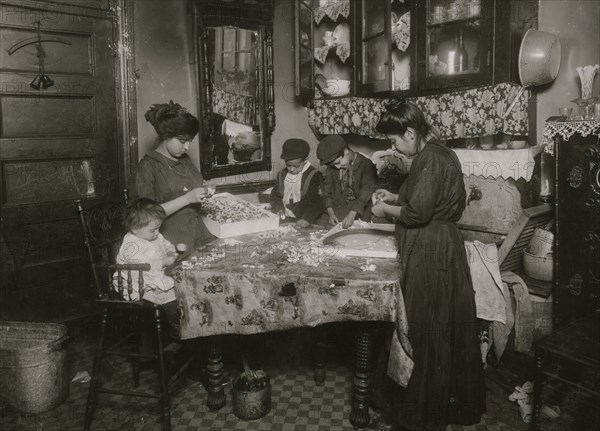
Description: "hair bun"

(384, 99), (406, 112)
(144, 100), (187, 126)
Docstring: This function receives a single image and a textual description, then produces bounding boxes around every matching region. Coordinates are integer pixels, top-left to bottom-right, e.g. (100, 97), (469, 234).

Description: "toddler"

(114, 198), (178, 311)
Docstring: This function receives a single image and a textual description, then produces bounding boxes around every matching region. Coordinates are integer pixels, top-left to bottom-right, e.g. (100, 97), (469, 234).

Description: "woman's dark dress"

(390, 141), (485, 430)
(129, 150), (214, 250)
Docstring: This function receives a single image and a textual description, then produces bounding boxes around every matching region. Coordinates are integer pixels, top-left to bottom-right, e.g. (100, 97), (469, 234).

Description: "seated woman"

(129, 100), (215, 251)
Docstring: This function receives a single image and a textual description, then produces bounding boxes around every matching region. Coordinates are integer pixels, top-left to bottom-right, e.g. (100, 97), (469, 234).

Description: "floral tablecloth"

(172, 227), (400, 339)
(313, 83), (529, 139)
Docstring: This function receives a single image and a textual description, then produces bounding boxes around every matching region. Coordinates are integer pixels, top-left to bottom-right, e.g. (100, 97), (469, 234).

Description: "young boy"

(270, 138), (324, 228)
(114, 198), (179, 319)
(316, 135), (377, 228)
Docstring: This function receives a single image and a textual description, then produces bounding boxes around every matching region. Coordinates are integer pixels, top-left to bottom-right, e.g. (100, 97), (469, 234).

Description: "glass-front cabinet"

(295, 0), (515, 99)
(359, 0), (416, 94)
(295, 0), (356, 99)
(418, 0), (511, 90)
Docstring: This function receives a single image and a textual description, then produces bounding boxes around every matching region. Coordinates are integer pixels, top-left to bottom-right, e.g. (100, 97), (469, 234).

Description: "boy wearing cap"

(270, 138), (324, 228)
(317, 135), (377, 228)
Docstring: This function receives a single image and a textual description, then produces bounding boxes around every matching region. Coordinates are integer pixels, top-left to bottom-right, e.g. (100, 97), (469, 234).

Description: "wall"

(536, 0), (600, 139)
(133, 0), (321, 189)
(134, 0), (199, 165)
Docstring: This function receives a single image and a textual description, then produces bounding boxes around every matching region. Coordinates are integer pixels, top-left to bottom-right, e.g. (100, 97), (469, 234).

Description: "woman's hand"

(373, 189), (397, 204)
(278, 210), (286, 220)
(342, 211), (357, 229)
(185, 187), (212, 204)
(296, 219), (311, 229)
(371, 201), (388, 218)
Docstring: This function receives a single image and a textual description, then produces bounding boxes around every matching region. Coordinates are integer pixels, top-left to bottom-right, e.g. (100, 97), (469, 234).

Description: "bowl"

(523, 250), (553, 282)
(508, 139), (528, 149)
(525, 227), (554, 257)
(321, 79), (350, 97)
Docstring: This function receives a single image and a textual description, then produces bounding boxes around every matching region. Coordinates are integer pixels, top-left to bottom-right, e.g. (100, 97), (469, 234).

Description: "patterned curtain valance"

(212, 88), (258, 127)
(313, 83), (529, 139)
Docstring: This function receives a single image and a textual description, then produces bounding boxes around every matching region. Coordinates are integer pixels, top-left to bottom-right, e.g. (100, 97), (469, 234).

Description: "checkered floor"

(1, 328), (528, 431)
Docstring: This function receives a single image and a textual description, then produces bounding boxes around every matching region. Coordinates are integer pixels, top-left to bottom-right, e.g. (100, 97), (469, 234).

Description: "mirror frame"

(193, 0), (275, 180)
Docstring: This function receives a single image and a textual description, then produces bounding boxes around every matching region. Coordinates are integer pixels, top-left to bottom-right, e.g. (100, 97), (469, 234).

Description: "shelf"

(427, 15), (480, 28)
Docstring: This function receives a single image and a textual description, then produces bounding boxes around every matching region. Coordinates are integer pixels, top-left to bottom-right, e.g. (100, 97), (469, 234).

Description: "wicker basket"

(232, 370), (271, 420)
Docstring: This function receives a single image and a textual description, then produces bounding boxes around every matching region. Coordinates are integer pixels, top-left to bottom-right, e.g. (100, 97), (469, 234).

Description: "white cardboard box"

(201, 193), (279, 238)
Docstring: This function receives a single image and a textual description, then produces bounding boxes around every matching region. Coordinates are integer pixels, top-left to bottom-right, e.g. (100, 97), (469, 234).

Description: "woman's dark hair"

(376, 100), (431, 138)
(123, 198), (166, 231)
(144, 100), (199, 141)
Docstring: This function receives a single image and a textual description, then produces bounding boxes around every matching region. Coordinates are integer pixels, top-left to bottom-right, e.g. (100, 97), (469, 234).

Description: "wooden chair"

(76, 190), (189, 431)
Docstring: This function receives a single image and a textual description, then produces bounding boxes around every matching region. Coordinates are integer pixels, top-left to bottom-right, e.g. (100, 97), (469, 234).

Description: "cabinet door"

(555, 133), (600, 324)
(359, 0), (391, 93)
(295, 0), (315, 99)
(358, 0), (417, 96)
(418, 0), (494, 90)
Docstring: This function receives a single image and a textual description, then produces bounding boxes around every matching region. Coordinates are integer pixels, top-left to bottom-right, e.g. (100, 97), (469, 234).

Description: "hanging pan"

(503, 29), (561, 118)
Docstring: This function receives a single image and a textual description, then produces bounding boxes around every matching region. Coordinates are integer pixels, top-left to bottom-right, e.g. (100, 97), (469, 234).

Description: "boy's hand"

(342, 210), (357, 229)
(328, 213), (339, 225)
(278, 210), (286, 220)
(296, 219), (311, 228)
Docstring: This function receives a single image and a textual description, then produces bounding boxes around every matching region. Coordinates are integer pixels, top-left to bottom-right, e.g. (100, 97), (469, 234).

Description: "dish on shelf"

(508, 139), (528, 149)
(321, 79), (350, 97)
(333, 23), (350, 44)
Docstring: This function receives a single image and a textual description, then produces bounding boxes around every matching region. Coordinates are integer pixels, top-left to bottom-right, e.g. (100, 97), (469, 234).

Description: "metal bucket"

(0, 321), (69, 414)
(232, 370), (271, 420)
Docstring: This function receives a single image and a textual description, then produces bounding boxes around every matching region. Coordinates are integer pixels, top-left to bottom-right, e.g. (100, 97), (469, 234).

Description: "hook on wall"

(8, 21), (72, 90)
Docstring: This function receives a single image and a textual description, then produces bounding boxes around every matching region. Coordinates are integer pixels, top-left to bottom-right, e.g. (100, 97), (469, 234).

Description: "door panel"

(0, 1), (119, 321)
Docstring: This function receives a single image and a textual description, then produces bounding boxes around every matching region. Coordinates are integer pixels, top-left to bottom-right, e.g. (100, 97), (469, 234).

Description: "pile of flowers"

(200, 196), (271, 223)
(181, 250), (225, 268)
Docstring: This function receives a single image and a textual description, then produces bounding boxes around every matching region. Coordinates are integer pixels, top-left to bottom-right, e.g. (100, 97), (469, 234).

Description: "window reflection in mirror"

(207, 27), (262, 167)
(195, 1), (274, 180)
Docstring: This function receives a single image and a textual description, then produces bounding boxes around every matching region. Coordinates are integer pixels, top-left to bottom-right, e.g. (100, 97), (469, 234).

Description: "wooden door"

(0, 0), (121, 321)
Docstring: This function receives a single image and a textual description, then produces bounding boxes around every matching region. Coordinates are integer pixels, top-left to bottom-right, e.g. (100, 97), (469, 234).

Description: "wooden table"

(172, 226), (402, 428)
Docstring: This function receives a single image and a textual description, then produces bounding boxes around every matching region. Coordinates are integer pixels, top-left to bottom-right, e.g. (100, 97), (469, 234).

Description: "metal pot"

(503, 29), (561, 118)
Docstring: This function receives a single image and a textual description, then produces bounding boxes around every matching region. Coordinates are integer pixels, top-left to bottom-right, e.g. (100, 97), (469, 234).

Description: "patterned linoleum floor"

(1, 328), (527, 431)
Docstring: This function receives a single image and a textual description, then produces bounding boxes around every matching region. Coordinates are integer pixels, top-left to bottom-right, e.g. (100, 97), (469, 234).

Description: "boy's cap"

(317, 135), (346, 164)
(281, 138), (310, 160)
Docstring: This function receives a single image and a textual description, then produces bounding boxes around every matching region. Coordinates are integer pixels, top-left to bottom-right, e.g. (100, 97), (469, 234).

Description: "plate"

(322, 228), (397, 258)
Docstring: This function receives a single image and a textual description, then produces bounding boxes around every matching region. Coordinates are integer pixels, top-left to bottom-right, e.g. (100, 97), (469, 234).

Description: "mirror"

(194, 1), (275, 180)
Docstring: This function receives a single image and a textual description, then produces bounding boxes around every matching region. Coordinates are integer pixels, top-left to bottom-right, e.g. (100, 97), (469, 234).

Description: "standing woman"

(130, 101), (215, 251)
(371, 101), (485, 431)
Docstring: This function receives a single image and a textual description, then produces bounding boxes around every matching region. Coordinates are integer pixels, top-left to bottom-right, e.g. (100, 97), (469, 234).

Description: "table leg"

(313, 328), (327, 385)
(350, 326), (373, 429)
(206, 336), (226, 411)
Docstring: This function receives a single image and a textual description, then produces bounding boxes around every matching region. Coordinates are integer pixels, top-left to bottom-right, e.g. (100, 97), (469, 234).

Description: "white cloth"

(222, 119), (252, 138)
(452, 148), (535, 181)
(282, 161), (311, 217)
(465, 241), (507, 324)
(113, 232), (176, 305)
(490, 271), (535, 360)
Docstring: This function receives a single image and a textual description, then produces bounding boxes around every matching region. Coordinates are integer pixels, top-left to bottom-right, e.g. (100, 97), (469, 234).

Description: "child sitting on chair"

(114, 198), (179, 319)
(270, 138), (324, 228)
